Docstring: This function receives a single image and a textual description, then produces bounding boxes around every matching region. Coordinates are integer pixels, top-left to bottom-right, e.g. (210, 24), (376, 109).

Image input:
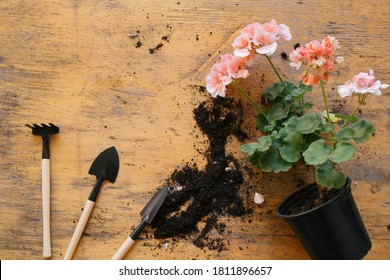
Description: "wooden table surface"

(1, 0), (389, 260)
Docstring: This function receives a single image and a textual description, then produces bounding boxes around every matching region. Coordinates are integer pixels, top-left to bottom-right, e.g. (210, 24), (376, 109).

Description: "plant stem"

(320, 80), (331, 124)
(265, 55), (292, 95)
(235, 84), (265, 116)
(342, 106), (360, 128)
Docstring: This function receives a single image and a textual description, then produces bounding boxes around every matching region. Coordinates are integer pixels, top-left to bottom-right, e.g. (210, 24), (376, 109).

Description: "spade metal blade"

(140, 187), (168, 224)
(88, 146), (119, 183)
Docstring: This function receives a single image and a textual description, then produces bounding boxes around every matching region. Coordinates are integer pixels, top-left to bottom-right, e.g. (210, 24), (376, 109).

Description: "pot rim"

(277, 177), (352, 218)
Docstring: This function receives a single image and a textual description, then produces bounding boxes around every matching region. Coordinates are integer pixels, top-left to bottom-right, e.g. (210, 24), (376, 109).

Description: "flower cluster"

(232, 19), (292, 57)
(289, 36), (344, 86)
(205, 54), (253, 97)
(338, 69), (389, 100)
(206, 19), (291, 98)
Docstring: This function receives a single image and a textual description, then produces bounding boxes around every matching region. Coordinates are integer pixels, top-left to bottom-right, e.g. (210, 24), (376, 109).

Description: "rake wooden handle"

(111, 237), (135, 260)
(42, 159), (51, 258)
(64, 200), (95, 260)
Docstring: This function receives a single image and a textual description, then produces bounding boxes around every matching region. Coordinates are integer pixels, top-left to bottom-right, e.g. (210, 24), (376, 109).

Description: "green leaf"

(291, 82), (313, 98)
(301, 133), (322, 151)
(240, 143), (261, 156)
(256, 113), (270, 133)
(297, 113), (323, 134)
(284, 115), (299, 135)
(316, 160), (347, 189)
(269, 130), (284, 149)
(240, 136), (272, 156)
(267, 103), (290, 122)
(263, 122), (277, 132)
(258, 150), (292, 173)
(336, 120), (376, 143)
(264, 82), (285, 101)
(257, 136), (273, 151)
(279, 132), (303, 163)
(302, 139), (332, 165)
(248, 150), (261, 167)
(330, 142), (356, 163)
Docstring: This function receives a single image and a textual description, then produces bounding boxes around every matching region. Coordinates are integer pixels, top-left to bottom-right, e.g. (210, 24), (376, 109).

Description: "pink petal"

(233, 48), (251, 57)
(256, 42), (278, 56)
(367, 80), (383, 95)
(338, 82), (353, 98)
(290, 61), (302, 70)
(335, 56), (344, 63)
(278, 24), (292, 41)
(241, 22), (262, 38)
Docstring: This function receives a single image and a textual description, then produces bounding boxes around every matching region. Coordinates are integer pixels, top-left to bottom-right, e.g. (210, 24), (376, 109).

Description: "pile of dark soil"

(151, 97), (252, 251)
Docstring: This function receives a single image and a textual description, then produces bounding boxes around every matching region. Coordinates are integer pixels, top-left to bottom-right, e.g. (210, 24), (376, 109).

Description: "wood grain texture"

(0, 0), (389, 260)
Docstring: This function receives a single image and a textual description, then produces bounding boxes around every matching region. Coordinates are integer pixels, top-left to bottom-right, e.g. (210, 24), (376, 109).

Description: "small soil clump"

(151, 97), (251, 251)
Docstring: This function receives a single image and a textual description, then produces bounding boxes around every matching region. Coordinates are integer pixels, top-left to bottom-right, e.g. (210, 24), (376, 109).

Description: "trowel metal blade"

(140, 187), (168, 224)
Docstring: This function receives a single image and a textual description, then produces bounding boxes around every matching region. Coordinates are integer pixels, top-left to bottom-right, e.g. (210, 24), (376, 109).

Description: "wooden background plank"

(0, 0), (389, 260)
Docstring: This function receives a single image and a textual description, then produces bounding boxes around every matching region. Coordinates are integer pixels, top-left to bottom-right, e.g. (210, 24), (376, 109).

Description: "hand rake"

(26, 123), (60, 258)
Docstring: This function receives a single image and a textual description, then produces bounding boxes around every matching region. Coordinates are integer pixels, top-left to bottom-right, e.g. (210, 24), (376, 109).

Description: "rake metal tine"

(25, 124), (34, 129)
(33, 124), (42, 128)
(48, 123), (57, 128)
(41, 123), (50, 128)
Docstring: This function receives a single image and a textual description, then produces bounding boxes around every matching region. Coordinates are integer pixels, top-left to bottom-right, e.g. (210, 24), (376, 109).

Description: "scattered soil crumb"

(162, 35), (170, 42)
(135, 40), (143, 48)
(151, 97), (252, 251)
(149, 43), (164, 54)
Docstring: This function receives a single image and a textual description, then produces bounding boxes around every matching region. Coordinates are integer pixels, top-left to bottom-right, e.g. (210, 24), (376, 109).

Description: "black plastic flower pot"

(277, 177), (372, 260)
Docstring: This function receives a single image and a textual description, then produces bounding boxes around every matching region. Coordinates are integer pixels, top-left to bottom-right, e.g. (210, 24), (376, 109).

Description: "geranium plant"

(205, 20), (388, 201)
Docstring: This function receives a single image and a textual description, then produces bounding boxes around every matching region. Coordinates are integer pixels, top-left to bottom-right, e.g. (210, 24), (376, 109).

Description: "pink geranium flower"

(289, 47), (306, 69)
(289, 36), (343, 86)
(220, 54), (250, 79)
(232, 19), (291, 57)
(232, 33), (252, 57)
(241, 22), (262, 38)
(253, 19), (291, 56)
(205, 70), (232, 98)
(205, 54), (252, 97)
(338, 69), (389, 98)
(206, 20), (291, 98)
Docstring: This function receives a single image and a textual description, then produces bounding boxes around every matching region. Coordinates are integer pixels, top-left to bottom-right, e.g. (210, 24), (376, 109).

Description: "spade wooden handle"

(42, 159), (51, 258)
(64, 200), (95, 260)
(111, 237), (135, 260)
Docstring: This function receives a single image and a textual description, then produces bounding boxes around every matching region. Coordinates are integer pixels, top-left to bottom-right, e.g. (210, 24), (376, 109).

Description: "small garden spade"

(25, 123), (60, 258)
(64, 146), (119, 260)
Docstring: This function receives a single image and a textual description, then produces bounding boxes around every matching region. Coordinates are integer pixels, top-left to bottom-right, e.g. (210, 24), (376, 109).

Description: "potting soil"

(151, 96), (252, 251)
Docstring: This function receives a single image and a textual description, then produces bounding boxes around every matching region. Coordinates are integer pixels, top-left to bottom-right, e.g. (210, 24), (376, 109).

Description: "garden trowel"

(111, 186), (168, 260)
(64, 146), (119, 260)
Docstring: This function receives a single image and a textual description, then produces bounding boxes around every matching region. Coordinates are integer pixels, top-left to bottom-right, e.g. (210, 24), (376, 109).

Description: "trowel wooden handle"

(111, 237), (135, 260)
(64, 200), (95, 260)
(111, 219), (148, 260)
(42, 159), (51, 258)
